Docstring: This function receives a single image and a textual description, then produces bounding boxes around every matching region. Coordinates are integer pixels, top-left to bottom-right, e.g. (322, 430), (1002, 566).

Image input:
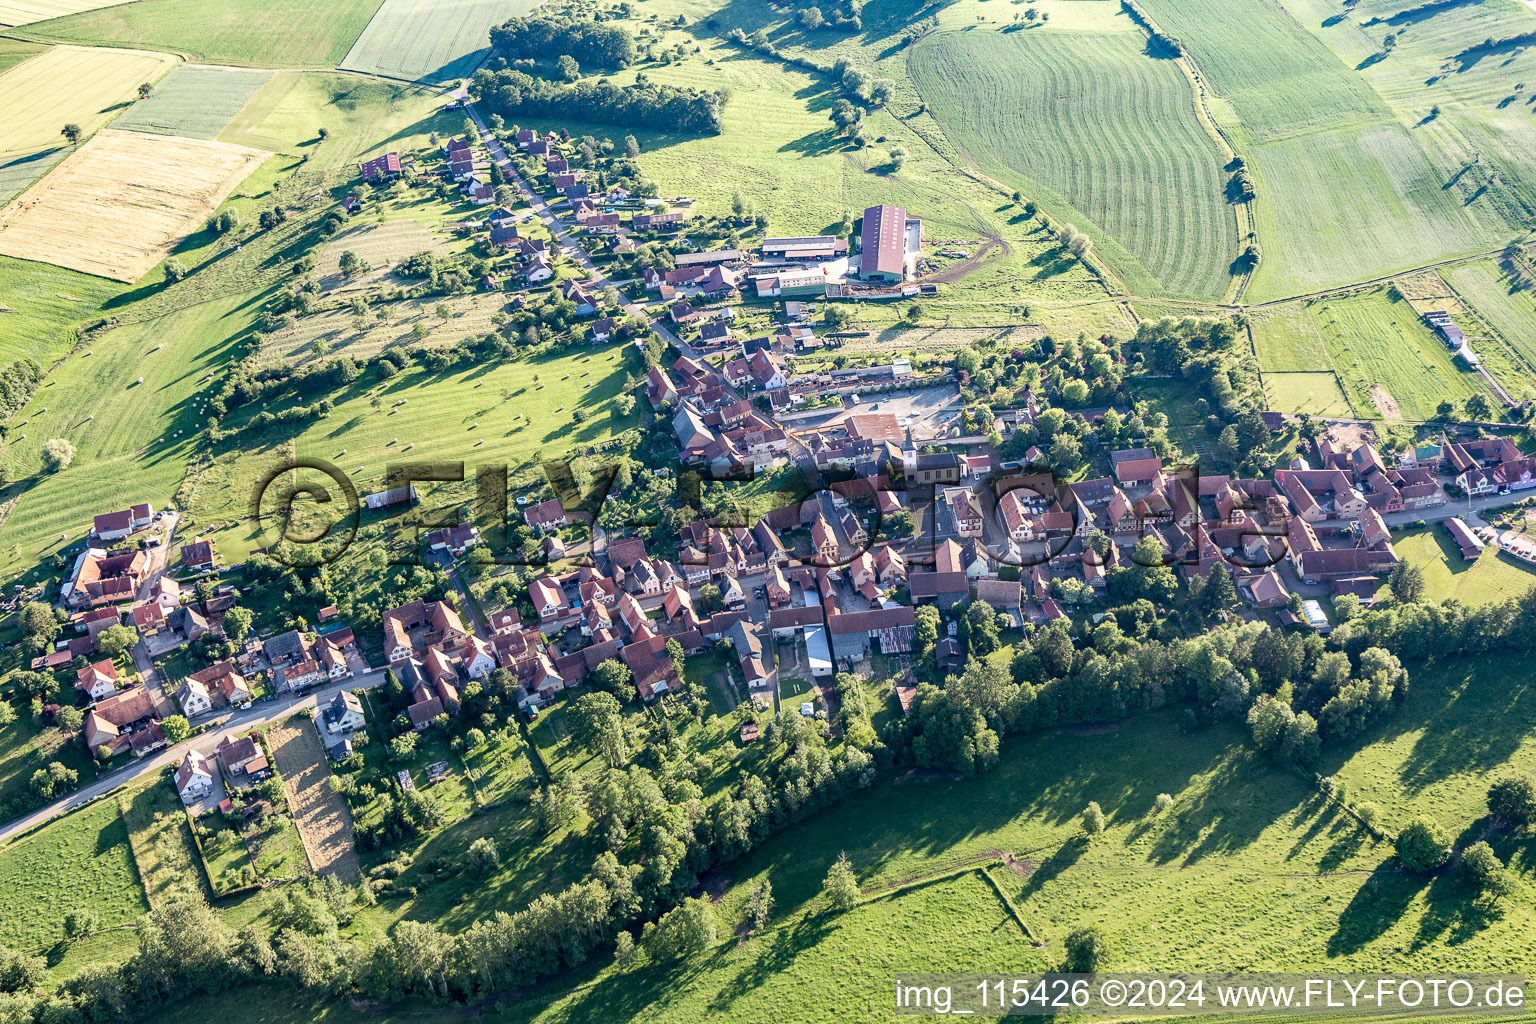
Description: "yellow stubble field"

(0, 127), (268, 281)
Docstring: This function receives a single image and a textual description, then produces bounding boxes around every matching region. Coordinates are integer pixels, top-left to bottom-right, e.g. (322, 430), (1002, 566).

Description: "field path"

(267, 717), (359, 879)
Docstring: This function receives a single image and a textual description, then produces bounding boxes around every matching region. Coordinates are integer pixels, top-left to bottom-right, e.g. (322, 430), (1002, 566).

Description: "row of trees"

(489, 16), (636, 70)
(471, 68), (726, 135)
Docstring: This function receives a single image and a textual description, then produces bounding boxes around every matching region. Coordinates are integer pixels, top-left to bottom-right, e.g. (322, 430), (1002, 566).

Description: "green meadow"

(0, 798), (148, 953)
(910, 27), (1236, 300)
(1386, 527), (1536, 607)
(20, 0), (385, 66)
(1442, 258), (1536, 369)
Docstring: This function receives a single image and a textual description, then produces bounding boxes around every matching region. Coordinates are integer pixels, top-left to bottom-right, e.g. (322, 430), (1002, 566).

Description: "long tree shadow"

(1326, 858), (1426, 956)
(1020, 835), (1087, 900)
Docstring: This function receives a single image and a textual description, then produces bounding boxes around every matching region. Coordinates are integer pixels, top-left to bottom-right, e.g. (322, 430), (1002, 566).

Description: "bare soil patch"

(266, 716), (359, 879)
(0, 129), (268, 281)
(1370, 383), (1402, 420)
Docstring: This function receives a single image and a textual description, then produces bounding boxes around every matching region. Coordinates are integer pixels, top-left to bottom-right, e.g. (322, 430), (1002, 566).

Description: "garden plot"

(267, 716), (358, 879)
(0, 128), (268, 281)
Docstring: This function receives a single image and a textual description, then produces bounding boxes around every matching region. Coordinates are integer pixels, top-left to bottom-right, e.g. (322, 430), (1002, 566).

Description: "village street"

(0, 669), (391, 845)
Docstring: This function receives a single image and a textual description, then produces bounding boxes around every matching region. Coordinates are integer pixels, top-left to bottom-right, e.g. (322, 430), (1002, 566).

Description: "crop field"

(110, 64), (273, 139)
(1301, 288), (1491, 420)
(0, 0), (128, 26)
(1263, 371), (1354, 417)
(0, 36), (45, 70)
(0, 129), (269, 281)
(267, 718), (356, 878)
(22, 0), (384, 67)
(339, 0), (539, 83)
(0, 798), (148, 952)
(119, 777), (209, 908)
(0, 75), (454, 577)
(0, 44), (178, 204)
(910, 28), (1235, 300)
(1442, 258), (1536, 368)
(1387, 527), (1536, 607)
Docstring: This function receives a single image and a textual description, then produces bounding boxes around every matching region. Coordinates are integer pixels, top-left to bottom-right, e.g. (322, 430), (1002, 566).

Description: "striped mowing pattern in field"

(0, 44), (178, 205)
(1306, 287), (1492, 420)
(339, 0), (540, 83)
(1136, 0), (1389, 143)
(1442, 258), (1536, 369)
(909, 30), (1235, 301)
(111, 64), (273, 139)
(1245, 120), (1518, 300)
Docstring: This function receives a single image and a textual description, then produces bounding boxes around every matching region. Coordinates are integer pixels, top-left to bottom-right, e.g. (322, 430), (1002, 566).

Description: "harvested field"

(266, 716), (358, 879)
(111, 63), (273, 140)
(0, 0), (129, 26)
(0, 44), (178, 203)
(0, 128), (268, 281)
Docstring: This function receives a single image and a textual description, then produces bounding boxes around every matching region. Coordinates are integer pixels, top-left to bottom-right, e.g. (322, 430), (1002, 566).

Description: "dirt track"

(268, 716), (359, 879)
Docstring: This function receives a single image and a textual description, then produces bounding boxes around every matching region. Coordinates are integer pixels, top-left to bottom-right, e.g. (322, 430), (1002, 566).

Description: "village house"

(174, 750), (216, 804)
(75, 659), (119, 703)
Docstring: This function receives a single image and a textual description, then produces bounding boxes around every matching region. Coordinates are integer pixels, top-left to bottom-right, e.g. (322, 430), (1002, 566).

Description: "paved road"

(462, 103), (694, 350)
(0, 668), (390, 845)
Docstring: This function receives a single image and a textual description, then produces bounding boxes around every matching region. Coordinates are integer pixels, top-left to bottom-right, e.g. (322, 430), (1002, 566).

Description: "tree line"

(470, 68), (726, 135)
(489, 16), (636, 71)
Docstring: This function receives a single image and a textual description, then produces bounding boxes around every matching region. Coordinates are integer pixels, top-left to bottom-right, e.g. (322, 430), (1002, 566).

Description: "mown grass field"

(1443, 258), (1536, 369)
(0, 74), (453, 579)
(0, 256), (123, 366)
(110, 64), (273, 139)
(1285, 0), (1536, 248)
(1133, 0), (1530, 300)
(21, 0), (384, 66)
(1264, 371), (1354, 417)
(339, 0), (538, 83)
(1303, 288), (1491, 420)
(0, 797), (148, 952)
(1385, 527), (1536, 607)
(119, 775), (209, 908)
(282, 342), (641, 508)
(0, 43), (178, 204)
(909, 27), (1235, 300)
